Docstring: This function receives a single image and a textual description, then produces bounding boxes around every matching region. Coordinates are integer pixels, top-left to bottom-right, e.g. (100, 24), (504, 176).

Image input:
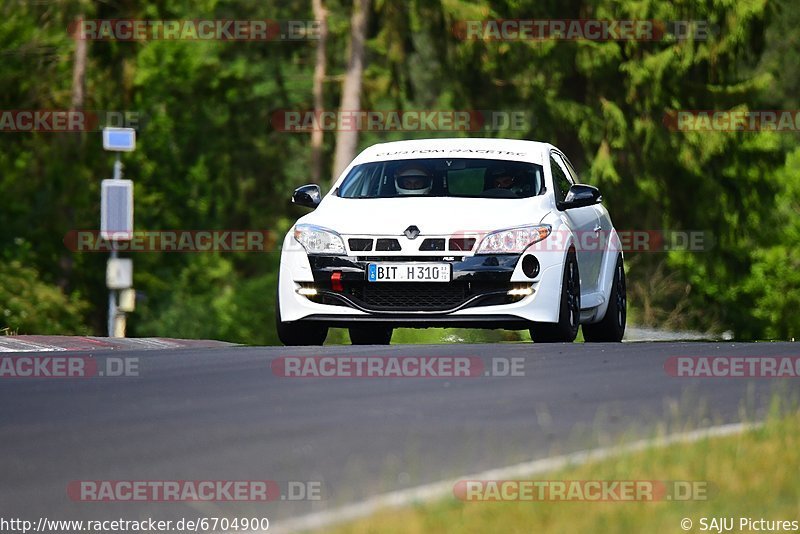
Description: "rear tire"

(529, 249), (580, 343)
(275, 291), (328, 346)
(583, 254), (626, 342)
(349, 326), (393, 345)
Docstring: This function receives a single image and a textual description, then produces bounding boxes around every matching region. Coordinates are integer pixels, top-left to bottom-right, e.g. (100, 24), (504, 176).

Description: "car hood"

(297, 195), (554, 235)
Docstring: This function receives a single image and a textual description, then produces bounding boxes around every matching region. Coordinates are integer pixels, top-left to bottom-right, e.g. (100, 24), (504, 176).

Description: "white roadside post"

(101, 127), (136, 337)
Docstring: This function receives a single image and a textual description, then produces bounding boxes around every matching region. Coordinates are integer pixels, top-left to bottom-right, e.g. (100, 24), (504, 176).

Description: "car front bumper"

(278, 233), (567, 327)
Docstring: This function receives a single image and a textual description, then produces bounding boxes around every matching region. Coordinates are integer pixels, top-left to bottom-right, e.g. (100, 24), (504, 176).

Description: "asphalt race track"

(2, 342), (798, 530)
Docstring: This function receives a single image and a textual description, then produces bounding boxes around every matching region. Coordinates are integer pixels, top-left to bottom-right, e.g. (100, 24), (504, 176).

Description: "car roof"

(351, 138), (551, 166)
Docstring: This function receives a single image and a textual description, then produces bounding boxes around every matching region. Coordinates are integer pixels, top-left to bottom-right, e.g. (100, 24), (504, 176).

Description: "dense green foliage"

(1, 0), (797, 341)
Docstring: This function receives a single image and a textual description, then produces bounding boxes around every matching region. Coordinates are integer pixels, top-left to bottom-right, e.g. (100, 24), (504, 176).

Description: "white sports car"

(276, 138), (626, 345)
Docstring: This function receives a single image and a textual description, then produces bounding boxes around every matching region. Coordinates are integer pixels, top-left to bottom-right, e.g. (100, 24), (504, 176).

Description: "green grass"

(322, 411), (800, 533)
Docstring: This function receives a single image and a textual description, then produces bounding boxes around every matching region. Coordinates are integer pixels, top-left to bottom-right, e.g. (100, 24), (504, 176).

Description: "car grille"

(348, 238), (373, 251)
(375, 238), (401, 251)
(343, 237), (477, 254)
(419, 238), (446, 251)
(304, 281), (525, 312)
(358, 283), (467, 311)
(449, 237), (476, 251)
(354, 256), (464, 262)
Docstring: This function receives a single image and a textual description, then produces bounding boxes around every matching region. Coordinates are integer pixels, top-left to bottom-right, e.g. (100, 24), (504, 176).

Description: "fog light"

(297, 287), (318, 296)
(507, 284), (534, 297)
(521, 254), (540, 278)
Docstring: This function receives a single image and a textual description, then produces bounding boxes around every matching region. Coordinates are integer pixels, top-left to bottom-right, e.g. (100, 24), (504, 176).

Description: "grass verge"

(322, 410), (800, 533)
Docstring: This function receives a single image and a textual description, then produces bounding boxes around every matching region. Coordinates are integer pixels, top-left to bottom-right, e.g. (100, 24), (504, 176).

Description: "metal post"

(107, 154), (122, 337)
(107, 275), (116, 337)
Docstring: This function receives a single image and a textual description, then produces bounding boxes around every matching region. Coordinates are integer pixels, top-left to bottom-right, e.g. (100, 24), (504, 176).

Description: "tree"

(331, 0), (370, 181)
(310, 0), (329, 183)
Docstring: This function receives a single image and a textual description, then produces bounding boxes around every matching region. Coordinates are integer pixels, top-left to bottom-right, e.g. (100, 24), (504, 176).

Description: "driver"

(488, 168), (523, 193)
(493, 172), (516, 190)
(394, 165), (433, 196)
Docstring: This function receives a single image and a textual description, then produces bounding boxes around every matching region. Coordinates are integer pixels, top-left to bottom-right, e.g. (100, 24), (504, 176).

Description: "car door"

(558, 154), (610, 293)
(549, 151), (602, 295)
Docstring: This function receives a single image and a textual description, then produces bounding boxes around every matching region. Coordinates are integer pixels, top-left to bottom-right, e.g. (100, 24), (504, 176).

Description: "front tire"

(529, 249), (580, 343)
(583, 254), (626, 342)
(349, 326), (393, 345)
(275, 291), (328, 346)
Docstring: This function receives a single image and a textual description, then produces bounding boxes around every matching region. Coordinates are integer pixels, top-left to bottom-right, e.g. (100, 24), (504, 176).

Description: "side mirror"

(559, 184), (602, 210)
(292, 184), (321, 209)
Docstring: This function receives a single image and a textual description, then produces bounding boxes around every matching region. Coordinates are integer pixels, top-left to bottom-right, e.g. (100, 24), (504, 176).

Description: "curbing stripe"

(0, 336), (235, 353)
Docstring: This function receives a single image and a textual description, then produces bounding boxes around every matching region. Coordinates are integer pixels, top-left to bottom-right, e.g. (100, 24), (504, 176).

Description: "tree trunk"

(331, 0), (370, 182)
(310, 0), (328, 184)
(59, 15), (87, 291)
(71, 19), (87, 111)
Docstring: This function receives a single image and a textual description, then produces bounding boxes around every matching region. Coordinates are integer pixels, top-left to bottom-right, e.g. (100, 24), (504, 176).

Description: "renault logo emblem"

(404, 225), (420, 240)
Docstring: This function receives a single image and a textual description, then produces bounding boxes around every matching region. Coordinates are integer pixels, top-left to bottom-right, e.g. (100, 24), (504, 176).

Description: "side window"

(560, 155), (581, 184)
(339, 164), (382, 197)
(549, 153), (573, 203)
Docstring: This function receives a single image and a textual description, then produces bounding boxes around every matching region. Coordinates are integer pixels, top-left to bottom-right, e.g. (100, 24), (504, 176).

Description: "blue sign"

(103, 127), (136, 152)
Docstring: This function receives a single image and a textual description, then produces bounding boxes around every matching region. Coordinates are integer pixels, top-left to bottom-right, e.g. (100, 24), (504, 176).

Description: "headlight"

(476, 225), (551, 254)
(293, 224), (346, 255)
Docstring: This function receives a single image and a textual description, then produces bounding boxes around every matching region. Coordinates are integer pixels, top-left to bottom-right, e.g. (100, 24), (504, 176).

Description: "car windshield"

(336, 158), (545, 199)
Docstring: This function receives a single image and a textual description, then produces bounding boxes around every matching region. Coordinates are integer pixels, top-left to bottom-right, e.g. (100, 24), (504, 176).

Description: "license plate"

(367, 263), (451, 282)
